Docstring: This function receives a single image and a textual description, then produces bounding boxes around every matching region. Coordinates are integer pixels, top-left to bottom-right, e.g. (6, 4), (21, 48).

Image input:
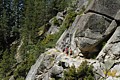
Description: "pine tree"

(0, 9), (8, 50)
(0, 49), (16, 78)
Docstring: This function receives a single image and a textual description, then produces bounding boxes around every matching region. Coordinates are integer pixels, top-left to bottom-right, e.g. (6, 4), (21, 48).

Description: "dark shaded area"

(85, 10), (114, 20)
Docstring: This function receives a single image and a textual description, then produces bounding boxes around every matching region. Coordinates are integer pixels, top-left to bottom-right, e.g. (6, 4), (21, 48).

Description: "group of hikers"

(63, 46), (73, 56)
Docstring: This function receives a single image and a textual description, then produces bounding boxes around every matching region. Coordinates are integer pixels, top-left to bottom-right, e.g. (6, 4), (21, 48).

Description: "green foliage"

(38, 23), (50, 36)
(13, 43), (41, 79)
(0, 0), (75, 79)
(64, 11), (77, 28)
(14, 62), (27, 77)
(64, 65), (77, 80)
(84, 75), (95, 80)
(41, 34), (57, 48)
(53, 17), (60, 26)
(63, 61), (94, 80)
(3, 76), (10, 80)
(16, 77), (24, 80)
(14, 0), (73, 78)
(14, 53), (36, 78)
(40, 11), (77, 49)
(0, 49), (16, 78)
(76, 61), (94, 79)
(49, 0), (72, 12)
(102, 42), (106, 48)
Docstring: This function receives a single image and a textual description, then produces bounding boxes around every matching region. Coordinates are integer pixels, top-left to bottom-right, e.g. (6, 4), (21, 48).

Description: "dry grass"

(104, 70), (117, 77)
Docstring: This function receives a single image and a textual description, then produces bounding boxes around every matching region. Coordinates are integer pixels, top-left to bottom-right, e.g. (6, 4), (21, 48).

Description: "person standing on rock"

(65, 47), (69, 56)
(69, 47), (73, 56)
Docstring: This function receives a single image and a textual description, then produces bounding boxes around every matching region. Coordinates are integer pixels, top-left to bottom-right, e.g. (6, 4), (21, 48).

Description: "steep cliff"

(26, 0), (120, 80)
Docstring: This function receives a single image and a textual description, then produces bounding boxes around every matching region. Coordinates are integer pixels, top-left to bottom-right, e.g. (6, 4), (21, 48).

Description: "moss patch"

(52, 17), (60, 26)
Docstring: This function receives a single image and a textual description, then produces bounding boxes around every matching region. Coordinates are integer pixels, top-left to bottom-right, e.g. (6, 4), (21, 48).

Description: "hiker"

(69, 48), (73, 56)
(65, 47), (69, 56)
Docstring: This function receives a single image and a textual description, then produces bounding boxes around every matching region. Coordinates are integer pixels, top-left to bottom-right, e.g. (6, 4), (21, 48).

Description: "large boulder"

(86, 0), (120, 18)
(75, 13), (113, 55)
(51, 65), (63, 78)
(56, 12), (118, 58)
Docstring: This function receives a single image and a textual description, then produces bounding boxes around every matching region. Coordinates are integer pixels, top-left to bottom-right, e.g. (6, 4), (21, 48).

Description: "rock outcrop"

(26, 0), (120, 80)
(56, 0), (91, 53)
(26, 54), (45, 80)
(97, 26), (120, 62)
(26, 49), (98, 80)
(47, 11), (65, 35)
(56, 0), (120, 58)
(75, 13), (111, 55)
(86, 0), (120, 19)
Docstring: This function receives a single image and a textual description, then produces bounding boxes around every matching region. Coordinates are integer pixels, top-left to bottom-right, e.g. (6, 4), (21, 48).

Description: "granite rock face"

(86, 0), (120, 18)
(56, 0), (120, 57)
(56, 15), (81, 53)
(75, 13), (111, 54)
(26, 0), (120, 80)
(26, 54), (45, 80)
(97, 26), (120, 62)
(93, 27), (120, 79)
